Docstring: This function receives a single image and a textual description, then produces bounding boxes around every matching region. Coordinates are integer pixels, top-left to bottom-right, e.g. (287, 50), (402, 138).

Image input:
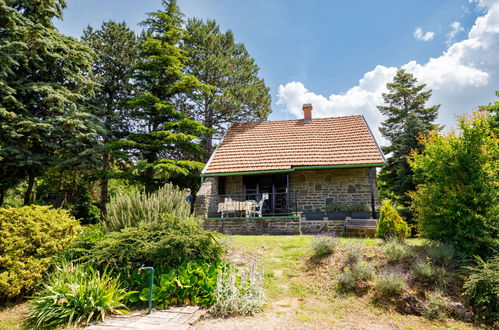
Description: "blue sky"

(55, 0), (499, 143)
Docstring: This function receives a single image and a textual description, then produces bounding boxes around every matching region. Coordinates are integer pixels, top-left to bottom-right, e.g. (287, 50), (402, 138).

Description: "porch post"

(368, 167), (376, 218)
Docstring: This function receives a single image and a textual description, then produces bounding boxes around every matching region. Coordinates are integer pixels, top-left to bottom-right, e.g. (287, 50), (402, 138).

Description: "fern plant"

(105, 183), (191, 231)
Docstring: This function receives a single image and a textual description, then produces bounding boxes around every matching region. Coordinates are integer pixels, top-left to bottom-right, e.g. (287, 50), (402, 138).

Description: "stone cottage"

(195, 104), (386, 235)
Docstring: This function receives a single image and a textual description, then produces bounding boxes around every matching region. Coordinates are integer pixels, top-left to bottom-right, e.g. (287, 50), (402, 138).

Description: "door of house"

(243, 174), (288, 215)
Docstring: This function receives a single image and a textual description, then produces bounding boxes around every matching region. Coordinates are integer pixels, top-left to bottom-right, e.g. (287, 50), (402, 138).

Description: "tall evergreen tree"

(377, 69), (440, 225)
(0, 0), (100, 205)
(181, 18), (271, 160)
(123, 0), (210, 193)
(82, 21), (139, 216)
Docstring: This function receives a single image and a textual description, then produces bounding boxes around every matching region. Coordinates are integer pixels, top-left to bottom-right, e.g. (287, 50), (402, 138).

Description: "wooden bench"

(344, 218), (378, 237)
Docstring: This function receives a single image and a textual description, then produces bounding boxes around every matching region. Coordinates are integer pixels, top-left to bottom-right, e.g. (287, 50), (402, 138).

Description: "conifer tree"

(377, 69), (440, 225)
(0, 0), (100, 205)
(82, 21), (139, 215)
(181, 18), (271, 160)
(123, 0), (210, 193)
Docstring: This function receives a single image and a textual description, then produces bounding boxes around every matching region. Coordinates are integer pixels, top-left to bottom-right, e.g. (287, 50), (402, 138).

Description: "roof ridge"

(232, 115), (364, 125)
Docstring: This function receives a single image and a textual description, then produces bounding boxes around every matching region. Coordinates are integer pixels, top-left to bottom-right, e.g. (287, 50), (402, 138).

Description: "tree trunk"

(100, 152), (110, 219)
(24, 172), (35, 205)
(202, 134), (213, 162)
(0, 190), (5, 206)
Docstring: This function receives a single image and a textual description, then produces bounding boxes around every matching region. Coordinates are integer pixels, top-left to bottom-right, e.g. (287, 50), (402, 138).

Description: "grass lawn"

(197, 235), (476, 329)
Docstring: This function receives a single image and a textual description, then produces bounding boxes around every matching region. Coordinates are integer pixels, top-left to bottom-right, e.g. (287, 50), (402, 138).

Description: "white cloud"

(277, 1), (499, 147)
(414, 27), (435, 41)
(447, 21), (465, 44)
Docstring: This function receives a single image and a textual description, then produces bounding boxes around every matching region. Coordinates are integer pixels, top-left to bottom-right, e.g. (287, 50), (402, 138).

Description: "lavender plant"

(311, 232), (339, 258)
(210, 263), (265, 317)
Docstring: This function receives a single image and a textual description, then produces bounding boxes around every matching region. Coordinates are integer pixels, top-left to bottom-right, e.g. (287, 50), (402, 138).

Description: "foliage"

(310, 234), (339, 258)
(377, 69), (440, 226)
(90, 214), (224, 286)
(82, 20), (139, 216)
(463, 256), (499, 324)
(181, 18), (271, 160)
(28, 263), (128, 328)
(325, 203), (348, 212)
(210, 263), (265, 317)
(425, 290), (451, 320)
(350, 204), (370, 212)
(345, 243), (363, 264)
(410, 111), (499, 258)
(427, 244), (455, 266)
(337, 260), (375, 292)
(0, 206), (80, 301)
(374, 272), (407, 297)
(412, 260), (448, 287)
(121, 0), (209, 192)
(132, 262), (220, 309)
(105, 183), (191, 231)
(376, 200), (410, 239)
(57, 224), (107, 263)
(383, 239), (413, 263)
(0, 0), (101, 205)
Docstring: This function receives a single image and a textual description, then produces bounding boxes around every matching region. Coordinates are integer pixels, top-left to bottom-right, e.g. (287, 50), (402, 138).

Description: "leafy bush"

(383, 239), (413, 263)
(105, 183), (191, 231)
(132, 262), (220, 309)
(337, 260), (375, 292)
(463, 256), (499, 324)
(0, 206), (80, 301)
(412, 260), (448, 287)
(28, 263), (128, 328)
(210, 263), (265, 317)
(427, 244), (455, 266)
(90, 214), (224, 286)
(410, 111), (499, 258)
(375, 200), (410, 239)
(57, 224), (107, 263)
(425, 290), (451, 320)
(311, 233), (339, 258)
(375, 272), (407, 297)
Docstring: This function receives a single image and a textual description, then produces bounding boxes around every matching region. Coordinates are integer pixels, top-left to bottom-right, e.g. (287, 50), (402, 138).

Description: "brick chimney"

(303, 103), (313, 122)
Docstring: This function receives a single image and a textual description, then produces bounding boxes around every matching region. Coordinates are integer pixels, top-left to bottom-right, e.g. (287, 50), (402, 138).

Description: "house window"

(218, 176), (226, 196)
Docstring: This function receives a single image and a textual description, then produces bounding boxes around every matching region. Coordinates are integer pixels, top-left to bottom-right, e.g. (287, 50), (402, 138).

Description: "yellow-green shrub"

(0, 206), (80, 301)
(376, 200), (410, 239)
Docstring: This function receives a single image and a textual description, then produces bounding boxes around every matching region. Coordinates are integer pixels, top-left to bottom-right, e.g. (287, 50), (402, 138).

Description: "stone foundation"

(203, 217), (376, 236)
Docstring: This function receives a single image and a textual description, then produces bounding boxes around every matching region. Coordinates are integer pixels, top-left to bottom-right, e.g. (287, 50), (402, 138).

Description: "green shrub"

(412, 260), (448, 287)
(105, 183), (191, 231)
(425, 290), (451, 320)
(383, 239), (413, 263)
(410, 111), (498, 258)
(463, 256), (499, 324)
(375, 272), (407, 297)
(427, 244), (455, 266)
(311, 234), (339, 258)
(57, 224), (107, 263)
(376, 200), (410, 239)
(210, 263), (265, 317)
(337, 260), (375, 292)
(0, 206), (80, 301)
(90, 214), (224, 286)
(345, 243), (363, 264)
(131, 262), (220, 309)
(29, 263), (128, 328)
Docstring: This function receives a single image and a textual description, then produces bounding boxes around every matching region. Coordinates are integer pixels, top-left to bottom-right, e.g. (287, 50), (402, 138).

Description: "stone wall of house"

(203, 218), (345, 235)
(289, 168), (379, 212)
(194, 176), (244, 218)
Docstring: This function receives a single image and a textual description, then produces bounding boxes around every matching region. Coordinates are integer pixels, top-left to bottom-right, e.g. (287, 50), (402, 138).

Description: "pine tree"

(377, 69), (440, 225)
(82, 21), (139, 216)
(0, 0), (100, 205)
(123, 0), (210, 193)
(180, 18), (271, 160)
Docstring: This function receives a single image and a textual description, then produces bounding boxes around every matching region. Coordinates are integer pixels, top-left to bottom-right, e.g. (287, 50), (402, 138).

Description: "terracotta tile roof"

(202, 115), (386, 174)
